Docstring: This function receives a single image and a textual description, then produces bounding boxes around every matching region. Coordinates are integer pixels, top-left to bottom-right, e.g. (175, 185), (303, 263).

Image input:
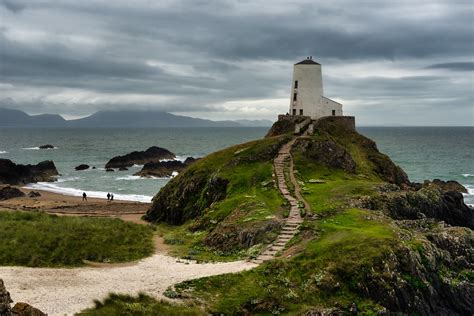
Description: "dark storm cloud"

(0, 0), (472, 124)
(426, 62), (474, 71)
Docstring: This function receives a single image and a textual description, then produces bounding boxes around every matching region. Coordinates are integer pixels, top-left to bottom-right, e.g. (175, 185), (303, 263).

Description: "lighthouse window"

(294, 80), (298, 89)
(292, 109), (296, 115)
(293, 93), (297, 101)
(300, 109), (303, 115)
(332, 110), (336, 116)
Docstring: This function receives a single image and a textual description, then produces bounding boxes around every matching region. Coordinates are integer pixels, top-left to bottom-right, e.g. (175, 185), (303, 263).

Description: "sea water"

(0, 126), (472, 205)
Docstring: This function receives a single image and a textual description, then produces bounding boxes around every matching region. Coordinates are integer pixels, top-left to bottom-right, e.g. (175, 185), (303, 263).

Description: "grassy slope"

(87, 126), (412, 314)
(0, 211), (154, 267)
(152, 136), (290, 261)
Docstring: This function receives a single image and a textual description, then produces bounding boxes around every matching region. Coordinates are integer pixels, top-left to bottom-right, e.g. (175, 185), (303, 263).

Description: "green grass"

(0, 211), (154, 267)
(78, 293), (205, 316)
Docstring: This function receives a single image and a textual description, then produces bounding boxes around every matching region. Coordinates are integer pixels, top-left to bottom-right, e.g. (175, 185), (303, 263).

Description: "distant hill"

(0, 108), (67, 127)
(0, 108), (271, 128)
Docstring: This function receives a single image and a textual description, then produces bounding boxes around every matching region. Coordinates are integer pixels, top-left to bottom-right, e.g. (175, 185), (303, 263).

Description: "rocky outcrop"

(134, 157), (198, 178)
(360, 223), (473, 315)
(265, 115), (309, 137)
(294, 139), (356, 173)
(366, 185), (474, 229)
(204, 219), (281, 252)
(145, 173), (229, 224)
(38, 144), (54, 149)
(0, 159), (59, 185)
(421, 179), (467, 193)
(105, 146), (175, 169)
(75, 164), (89, 171)
(0, 279), (46, 316)
(0, 186), (25, 200)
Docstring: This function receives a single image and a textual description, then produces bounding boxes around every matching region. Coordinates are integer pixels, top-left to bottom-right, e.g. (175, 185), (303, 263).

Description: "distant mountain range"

(0, 108), (272, 128)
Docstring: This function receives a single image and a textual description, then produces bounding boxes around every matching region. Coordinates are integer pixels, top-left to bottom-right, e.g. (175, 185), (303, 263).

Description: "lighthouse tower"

(289, 56), (342, 119)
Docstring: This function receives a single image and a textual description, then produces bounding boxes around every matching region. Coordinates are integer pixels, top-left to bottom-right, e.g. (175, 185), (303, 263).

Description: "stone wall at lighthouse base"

(266, 115), (355, 138)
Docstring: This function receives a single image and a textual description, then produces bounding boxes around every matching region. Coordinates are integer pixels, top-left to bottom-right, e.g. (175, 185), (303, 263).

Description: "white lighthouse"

(289, 56), (342, 119)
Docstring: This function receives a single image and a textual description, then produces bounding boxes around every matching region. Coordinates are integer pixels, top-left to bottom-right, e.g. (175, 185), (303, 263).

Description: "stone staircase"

(252, 137), (305, 264)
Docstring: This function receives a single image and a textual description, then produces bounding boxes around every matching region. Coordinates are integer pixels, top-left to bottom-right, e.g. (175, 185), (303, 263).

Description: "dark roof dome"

(295, 57), (320, 65)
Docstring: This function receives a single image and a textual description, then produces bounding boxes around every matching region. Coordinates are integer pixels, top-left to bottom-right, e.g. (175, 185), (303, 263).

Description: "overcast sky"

(0, 0), (472, 125)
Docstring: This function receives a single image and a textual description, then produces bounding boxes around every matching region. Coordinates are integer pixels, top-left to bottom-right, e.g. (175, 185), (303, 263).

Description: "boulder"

(75, 164), (90, 171)
(11, 302), (46, 316)
(423, 179), (467, 193)
(38, 144), (54, 149)
(0, 186), (25, 200)
(134, 157), (197, 178)
(27, 191), (41, 198)
(105, 146), (175, 169)
(0, 159), (59, 185)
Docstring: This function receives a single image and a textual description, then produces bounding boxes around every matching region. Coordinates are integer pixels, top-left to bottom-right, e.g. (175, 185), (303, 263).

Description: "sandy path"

(0, 255), (256, 315)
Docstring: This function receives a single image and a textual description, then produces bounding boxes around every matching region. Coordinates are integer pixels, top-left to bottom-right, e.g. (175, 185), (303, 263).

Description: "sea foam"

(0, 150), (7, 154)
(23, 182), (152, 203)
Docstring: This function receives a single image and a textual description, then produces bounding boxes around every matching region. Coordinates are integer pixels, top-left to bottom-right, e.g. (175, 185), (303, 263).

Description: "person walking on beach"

(82, 192), (87, 201)
(110, 193), (114, 201)
(107, 192), (110, 201)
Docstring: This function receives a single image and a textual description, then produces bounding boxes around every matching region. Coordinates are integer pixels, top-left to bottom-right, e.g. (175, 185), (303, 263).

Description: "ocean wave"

(0, 150), (7, 154)
(23, 182), (152, 203)
(116, 175), (168, 180)
(462, 174), (473, 178)
(22, 147), (58, 150)
(57, 176), (81, 183)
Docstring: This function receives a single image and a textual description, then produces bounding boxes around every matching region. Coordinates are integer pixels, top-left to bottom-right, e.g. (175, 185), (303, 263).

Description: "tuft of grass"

(79, 293), (205, 315)
(0, 211), (154, 267)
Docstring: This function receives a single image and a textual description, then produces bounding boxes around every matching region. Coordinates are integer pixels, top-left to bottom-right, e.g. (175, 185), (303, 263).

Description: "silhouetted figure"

(110, 193), (114, 201)
(349, 302), (358, 315)
(82, 192), (87, 201)
(107, 192), (110, 201)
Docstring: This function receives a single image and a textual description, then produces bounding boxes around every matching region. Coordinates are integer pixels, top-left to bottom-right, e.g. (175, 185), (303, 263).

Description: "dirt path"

(0, 255), (256, 315)
(253, 131), (310, 263)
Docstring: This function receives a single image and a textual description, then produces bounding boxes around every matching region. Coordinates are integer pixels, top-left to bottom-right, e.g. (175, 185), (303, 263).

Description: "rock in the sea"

(0, 186), (25, 200)
(105, 146), (175, 169)
(134, 157), (197, 178)
(0, 279), (12, 315)
(75, 164), (90, 171)
(27, 191), (41, 198)
(0, 159), (59, 185)
(38, 144), (54, 149)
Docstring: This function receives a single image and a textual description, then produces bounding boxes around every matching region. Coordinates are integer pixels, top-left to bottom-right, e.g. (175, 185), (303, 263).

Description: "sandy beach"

(0, 186), (257, 315)
(0, 185), (150, 223)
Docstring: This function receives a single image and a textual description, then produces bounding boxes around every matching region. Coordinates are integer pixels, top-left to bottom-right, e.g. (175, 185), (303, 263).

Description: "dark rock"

(105, 146), (175, 169)
(118, 167), (128, 171)
(204, 219), (281, 251)
(11, 302), (46, 316)
(105, 168), (114, 172)
(74, 164), (89, 171)
(92, 166), (96, 169)
(0, 279), (12, 316)
(294, 139), (356, 173)
(134, 157), (197, 178)
(27, 191), (41, 198)
(265, 115), (309, 137)
(424, 179), (467, 193)
(38, 144), (54, 149)
(0, 159), (59, 185)
(145, 174), (229, 224)
(367, 186), (474, 229)
(0, 186), (25, 200)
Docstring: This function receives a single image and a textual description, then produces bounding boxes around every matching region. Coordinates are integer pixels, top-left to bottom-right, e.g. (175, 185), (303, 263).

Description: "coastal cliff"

(144, 117), (473, 315)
